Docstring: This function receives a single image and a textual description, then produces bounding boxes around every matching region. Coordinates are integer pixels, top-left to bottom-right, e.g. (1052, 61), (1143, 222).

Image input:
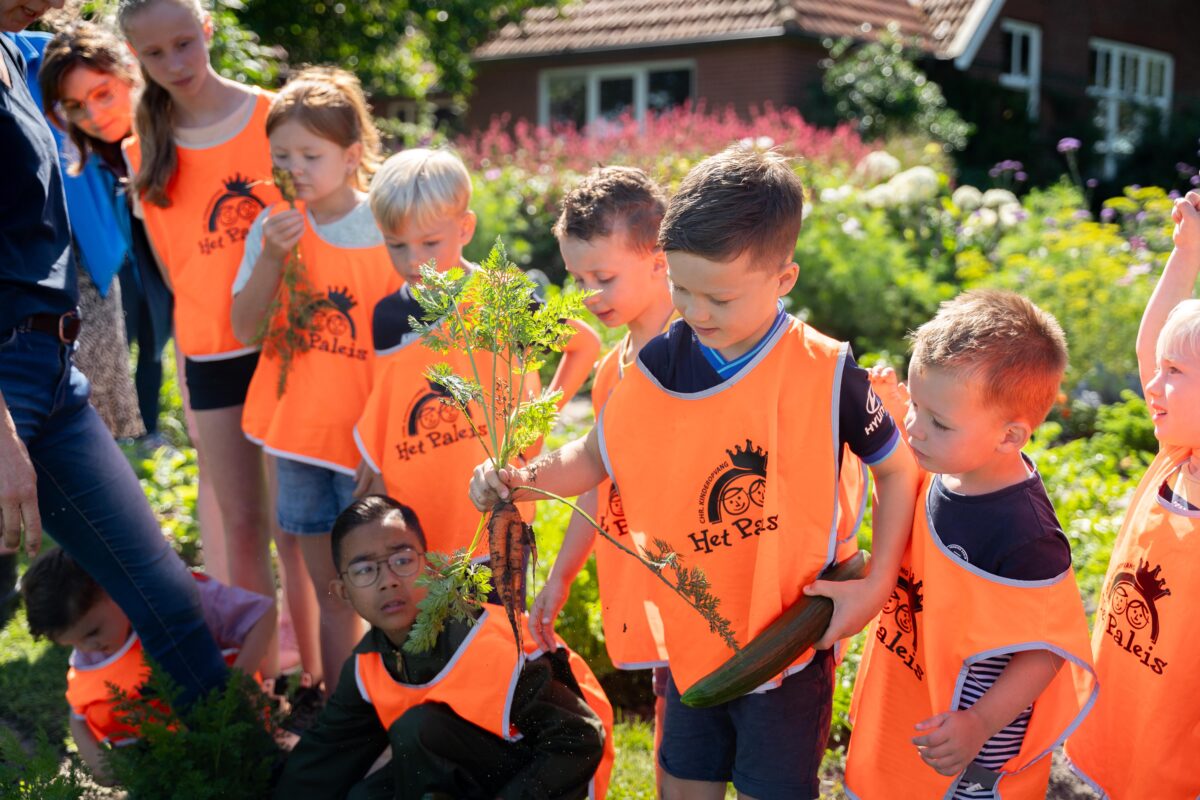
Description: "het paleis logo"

(687, 439), (778, 555)
(598, 484), (628, 538)
(393, 379), (486, 463)
(875, 567), (925, 680)
(1101, 559), (1171, 675)
(198, 174), (266, 255)
(307, 287), (368, 361)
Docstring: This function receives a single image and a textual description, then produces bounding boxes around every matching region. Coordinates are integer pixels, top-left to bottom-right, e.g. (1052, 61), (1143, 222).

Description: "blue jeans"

(0, 328), (226, 704)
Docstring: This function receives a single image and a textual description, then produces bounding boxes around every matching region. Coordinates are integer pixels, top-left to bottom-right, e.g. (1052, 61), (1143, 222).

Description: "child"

(1064, 192), (1200, 798)
(118, 0), (280, 634)
(273, 495), (613, 799)
(844, 290), (1096, 799)
(21, 546), (274, 786)
(231, 66), (399, 694)
(472, 145), (918, 800)
(353, 148), (600, 561)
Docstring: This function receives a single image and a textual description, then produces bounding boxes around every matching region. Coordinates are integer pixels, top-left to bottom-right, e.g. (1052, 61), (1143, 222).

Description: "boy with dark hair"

(473, 145), (919, 800)
(274, 494), (614, 800)
(21, 546), (274, 786)
(845, 290), (1096, 799)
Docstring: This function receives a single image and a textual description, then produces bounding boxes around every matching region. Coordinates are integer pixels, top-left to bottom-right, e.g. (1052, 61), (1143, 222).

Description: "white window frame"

(1087, 38), (1174, 177)
(538, 59), (696, 129)
(997, 19), (1041, 120)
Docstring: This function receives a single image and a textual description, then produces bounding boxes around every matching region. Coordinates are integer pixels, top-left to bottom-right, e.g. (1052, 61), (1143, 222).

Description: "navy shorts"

(183, 351), (259, 411)
(659, 649), (833, 800)
(275, 457), (357, 534)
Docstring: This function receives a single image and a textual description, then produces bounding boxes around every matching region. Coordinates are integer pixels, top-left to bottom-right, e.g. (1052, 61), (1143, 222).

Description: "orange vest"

(355, 606), (614, 799)
(1065, 445), (1200, 799)
(845, 472), (1097, 800)
(124, 90), (281, 360)
(590, 339), (669, 670)
(353, 319), (540, 558)
(242, 209), (400, 473)
(598, 317), (848, 694)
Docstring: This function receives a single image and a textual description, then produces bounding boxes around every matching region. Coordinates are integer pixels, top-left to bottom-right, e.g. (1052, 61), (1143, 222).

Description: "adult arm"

(0, 388), (41, 556)
(1136, 192), (1200, 388)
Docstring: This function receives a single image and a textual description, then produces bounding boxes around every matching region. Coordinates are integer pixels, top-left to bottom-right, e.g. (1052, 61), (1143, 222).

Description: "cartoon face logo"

(318, 286), (358, 340)
(881, 572), (924, 649)
(706, 439), (769, 522)
(1106, 559), (1171, 643)
(204, 174), (266, 233)
(406, 379), (464, 436)
(608, 485), (624, 518)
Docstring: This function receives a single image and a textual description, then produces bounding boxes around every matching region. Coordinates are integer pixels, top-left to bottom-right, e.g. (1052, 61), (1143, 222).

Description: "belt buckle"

(58, 311), (81, 344)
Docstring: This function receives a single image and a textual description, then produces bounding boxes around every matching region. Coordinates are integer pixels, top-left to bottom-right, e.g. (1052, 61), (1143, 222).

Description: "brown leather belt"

(19, 311), (82, 344)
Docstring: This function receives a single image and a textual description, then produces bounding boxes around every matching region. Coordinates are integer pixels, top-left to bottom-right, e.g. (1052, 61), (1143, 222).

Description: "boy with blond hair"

(473, 145), (918, 800)
(354, 148), (599, 563)
(1064, 191), (1200, 799)
(845, 290), (1097, 799)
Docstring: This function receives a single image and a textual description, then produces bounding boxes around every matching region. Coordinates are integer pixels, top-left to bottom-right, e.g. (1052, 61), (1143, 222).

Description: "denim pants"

(0, 328), (226, 704)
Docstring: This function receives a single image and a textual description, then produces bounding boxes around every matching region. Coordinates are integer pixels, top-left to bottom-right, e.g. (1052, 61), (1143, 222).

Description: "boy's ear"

(997, 420), (1032, 452)
(330, 578), (349, 603)
(776, 261), (799, 296)
(458, 210), (477, 246)
(651, 248), (668, 277)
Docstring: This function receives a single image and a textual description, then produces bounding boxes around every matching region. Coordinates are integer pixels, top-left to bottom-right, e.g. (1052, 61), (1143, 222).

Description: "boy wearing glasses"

(274, 495), (613, 800)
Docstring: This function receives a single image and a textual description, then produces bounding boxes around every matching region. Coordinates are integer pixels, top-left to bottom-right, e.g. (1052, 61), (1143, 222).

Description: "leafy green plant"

(103, 666), (279, 800)
(0, 729), (90, 800)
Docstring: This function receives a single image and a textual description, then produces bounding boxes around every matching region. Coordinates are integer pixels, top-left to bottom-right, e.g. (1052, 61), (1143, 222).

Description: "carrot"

(487, 501), (536, 655)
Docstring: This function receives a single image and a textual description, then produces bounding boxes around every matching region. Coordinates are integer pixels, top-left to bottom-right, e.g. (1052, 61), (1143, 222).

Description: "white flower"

(997, 202), (1025, 229)
(951, 185), (983, 212)
(841, 217), (864, 238)
(862, 184), (896, 209)
(888, 166), (940, 204)
(854, 150), (901, 184)
(982, 188), (1019, 209)
(756, 136), (775, 149)
(820, 185), (854, 203)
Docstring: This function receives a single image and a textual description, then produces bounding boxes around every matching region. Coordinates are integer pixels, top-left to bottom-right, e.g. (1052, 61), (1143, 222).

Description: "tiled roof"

(474, 0), (990, 60)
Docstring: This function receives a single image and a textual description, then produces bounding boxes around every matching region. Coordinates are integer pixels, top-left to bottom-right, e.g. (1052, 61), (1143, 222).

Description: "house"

(467, 0), (1200, 176)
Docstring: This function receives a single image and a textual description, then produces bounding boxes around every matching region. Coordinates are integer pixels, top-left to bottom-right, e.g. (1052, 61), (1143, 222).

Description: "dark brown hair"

(553, 166), (667, 253)
(658, 145), (804, 270)
(21, 546), (105, 639)
(38, 21), (137, 176)
(331, 495), (427, 569)
(266, 66), (383, 191)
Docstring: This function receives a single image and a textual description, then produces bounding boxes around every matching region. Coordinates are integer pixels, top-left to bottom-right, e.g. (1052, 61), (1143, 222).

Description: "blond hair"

(1158, 299), (1200, 363)
(368, 148), (472, 233)
(266, 67), (382, 191)
(910, 289), (1068, 425)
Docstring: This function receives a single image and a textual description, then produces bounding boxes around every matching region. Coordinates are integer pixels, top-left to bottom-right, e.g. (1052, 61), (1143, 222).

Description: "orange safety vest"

(242, 209), (401, 473)
(353, 318), (540, 558)
(590, 338), (669, 670)
(355, 605), (615, 799)
(1064, 445), (1200, 799)
(124, 90), (281, 360)
(598, 317), (849, 694)
(845, 472), (1097, 800)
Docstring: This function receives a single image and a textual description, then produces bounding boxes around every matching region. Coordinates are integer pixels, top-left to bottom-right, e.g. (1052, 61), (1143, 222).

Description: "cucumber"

(680, 551), (871, 708)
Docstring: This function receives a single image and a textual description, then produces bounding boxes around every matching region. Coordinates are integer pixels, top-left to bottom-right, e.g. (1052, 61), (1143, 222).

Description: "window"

(540, 61), (694, 129)
(998, 20), (1041, 120)
(1088, 39), (1174, 177)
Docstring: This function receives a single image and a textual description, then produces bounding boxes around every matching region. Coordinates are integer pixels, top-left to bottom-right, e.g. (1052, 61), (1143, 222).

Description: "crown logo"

(326, 286), (358, 315)
(1134, 560), (1171, 603)
(726, 438), (768, 475)
(222, 173), (258, 196)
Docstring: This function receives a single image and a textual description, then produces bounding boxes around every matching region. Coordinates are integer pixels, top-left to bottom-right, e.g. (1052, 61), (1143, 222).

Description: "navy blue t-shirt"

(0, 34), (76, 333)
(926, 459), (1072, 581)
(637, 316), (900, 466)
(372, 280), (546, 355)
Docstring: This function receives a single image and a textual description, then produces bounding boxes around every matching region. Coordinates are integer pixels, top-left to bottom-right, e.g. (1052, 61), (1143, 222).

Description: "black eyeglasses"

(340, 549), (424, 588)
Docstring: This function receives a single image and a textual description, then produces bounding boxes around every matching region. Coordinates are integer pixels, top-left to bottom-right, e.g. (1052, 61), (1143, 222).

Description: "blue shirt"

(0, 33), (76, 333)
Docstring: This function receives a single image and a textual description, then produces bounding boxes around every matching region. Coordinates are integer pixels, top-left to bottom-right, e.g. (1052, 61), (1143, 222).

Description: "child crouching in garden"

(845, 290), (1096, 799)
(21, 547), (274, 786)
(1064, 191), (1200, 799)
(273, 495), (613, 799)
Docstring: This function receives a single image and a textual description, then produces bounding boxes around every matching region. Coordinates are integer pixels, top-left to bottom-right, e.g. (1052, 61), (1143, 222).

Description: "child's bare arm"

(807, 446), (919, 649)
(70, 714), (114, 786)
(912, 649), (1064, 776)
(1136, 191), (1200, 388)
(231, 604), (277, 676)
(529, 489), (599, 651)
(547, 319), (602, 409)
(469, 426), (607, 510)
(230, 209), (305, 344)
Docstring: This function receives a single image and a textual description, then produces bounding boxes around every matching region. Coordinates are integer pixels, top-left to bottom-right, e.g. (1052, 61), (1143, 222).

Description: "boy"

(21, 547), (275, 786)
(844, 290), (1097, 799)
(472, 145), (918, 800)
(1065, 192), (1200, 799)
(353, 148), (599, 561)
(273, 494), (613, 799)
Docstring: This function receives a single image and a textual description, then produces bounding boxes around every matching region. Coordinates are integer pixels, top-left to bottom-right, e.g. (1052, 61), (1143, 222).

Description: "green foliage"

(405, 548), (493, 655)
(208, 0), (281, 85)
(103, 666), (279, 800)
(0, 729), (89, 800)
(823, 25), (973, 151)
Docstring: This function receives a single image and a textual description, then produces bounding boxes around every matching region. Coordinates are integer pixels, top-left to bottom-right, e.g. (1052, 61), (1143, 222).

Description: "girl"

(231, 67), (399, 693)
(117, 0), (290, 673)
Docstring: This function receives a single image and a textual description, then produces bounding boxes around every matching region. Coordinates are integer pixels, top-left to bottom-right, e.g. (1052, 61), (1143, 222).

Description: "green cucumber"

(680, 551), (871, 708)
